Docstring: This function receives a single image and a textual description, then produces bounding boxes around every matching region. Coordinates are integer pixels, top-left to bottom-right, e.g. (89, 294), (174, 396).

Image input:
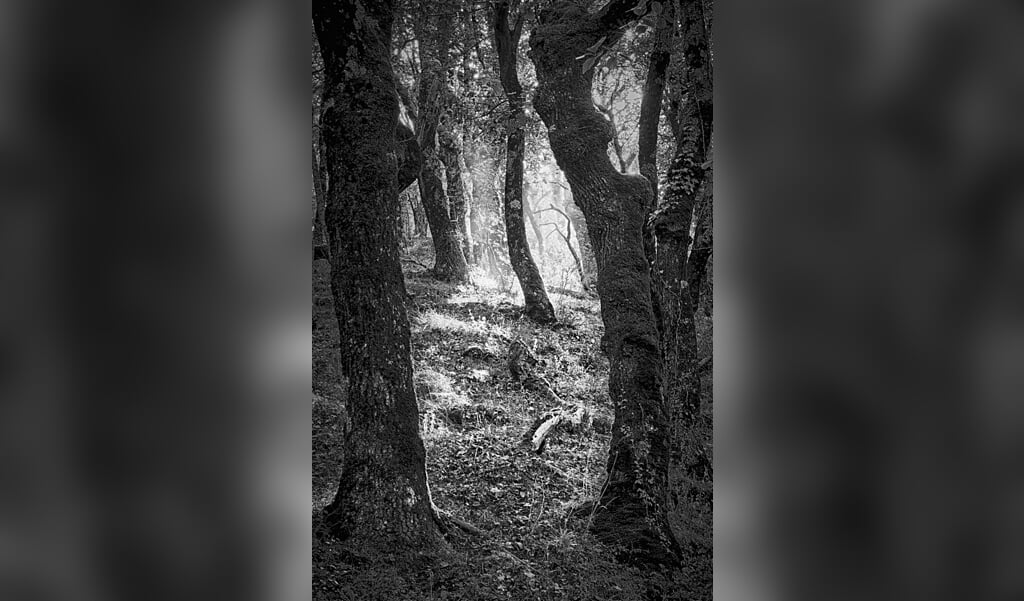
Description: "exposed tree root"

(431, 504), (484, 537)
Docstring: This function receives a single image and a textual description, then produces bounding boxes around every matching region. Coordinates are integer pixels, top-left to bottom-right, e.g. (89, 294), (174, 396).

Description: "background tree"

(413, 8), (471, 282)
(314, 0), (444, 552)
(529, 0), (682, 566)
(494, 0), (557, 324)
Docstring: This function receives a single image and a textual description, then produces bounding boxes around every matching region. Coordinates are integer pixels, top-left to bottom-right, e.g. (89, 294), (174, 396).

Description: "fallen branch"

(524, 406), (591, 454)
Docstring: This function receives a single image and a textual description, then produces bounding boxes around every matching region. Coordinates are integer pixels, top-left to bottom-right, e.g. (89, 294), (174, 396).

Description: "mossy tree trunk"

(494, 0), (557, 324)
(415, 15), (470, 282)
(654, 0), (713, 562)
(314, 0), (443, 553)
(439, 128), (473, 262)
(529, 0), (681, 566)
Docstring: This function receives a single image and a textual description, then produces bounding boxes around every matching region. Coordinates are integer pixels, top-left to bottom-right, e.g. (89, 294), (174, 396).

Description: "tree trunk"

(314, 0), (443, 553)
(396, 122), (423, 194)
(655, 0), (713, 564)
(524, 188), (546, 259)
(411, 187), (429, 238)
(637, 0), (675, 201)
(529, 0), (681, 566)
(687, 171), (713, 305)
(495, 1), (557, 324)
(415, 16), (470, 282)
(554, 182), (598, 292)
(439, 128), (473, 262)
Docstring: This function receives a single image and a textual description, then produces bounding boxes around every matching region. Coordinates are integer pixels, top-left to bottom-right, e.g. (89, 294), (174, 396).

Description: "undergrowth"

(313, 243), (712, 600)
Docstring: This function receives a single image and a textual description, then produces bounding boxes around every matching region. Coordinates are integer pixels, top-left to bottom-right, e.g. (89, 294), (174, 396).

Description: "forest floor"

(313, 240), (712, 601)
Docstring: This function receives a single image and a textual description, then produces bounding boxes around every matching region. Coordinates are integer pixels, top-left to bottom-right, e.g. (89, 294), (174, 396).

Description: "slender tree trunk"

(411, 187), (429, 238)
(524, 188), (546, 260)
(495, 1), (557, 324)
(637, 1), (675, 201)
(558, 185), (598, 293)
(439, 128), (473, 262)
(314, 0), (443, 552)
(655, 0), (713, 565)
(396, 122), (423, 194)
(530, 0), (681, 566)
(415, 16), (470, 282)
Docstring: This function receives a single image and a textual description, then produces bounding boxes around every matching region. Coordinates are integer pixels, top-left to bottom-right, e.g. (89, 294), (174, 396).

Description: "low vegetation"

(313, 244), (712, 600)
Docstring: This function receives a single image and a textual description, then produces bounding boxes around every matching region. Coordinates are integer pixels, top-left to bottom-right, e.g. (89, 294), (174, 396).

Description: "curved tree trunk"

(655, 0), (714, 565)
(439, 128), (473, 262)
(415, 16), (470, 282)
(529, 0), (681, 566)
(494, 1), (556, 324)
(314, 0), (443, 553)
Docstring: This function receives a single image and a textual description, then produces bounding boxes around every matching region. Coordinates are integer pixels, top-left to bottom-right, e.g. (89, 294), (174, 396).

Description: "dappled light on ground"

(312, 246), (711, 600)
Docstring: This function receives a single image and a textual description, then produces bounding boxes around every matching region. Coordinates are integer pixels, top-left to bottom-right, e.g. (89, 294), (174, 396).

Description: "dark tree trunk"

(439, 128), (473, 262)
(637, 0), (675, 202)
(529, 0), (681, 566)
(415, 16), (470, 282)
(396, 122), (423, 194)
(495, 1), (557, 324)
(687, 173), (713, 305)
(314, 0), (443, 552)
(655, 0), (713, 565)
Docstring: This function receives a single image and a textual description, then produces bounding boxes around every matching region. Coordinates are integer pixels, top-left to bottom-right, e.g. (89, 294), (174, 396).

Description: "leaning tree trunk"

(415, 17), (470, 282)
(494, 1), (557, 324)
(529, 0), (681, 566)
(314, 0), (443, 553)
(655, 0), (714, 564)
(439, 128), (473, 262)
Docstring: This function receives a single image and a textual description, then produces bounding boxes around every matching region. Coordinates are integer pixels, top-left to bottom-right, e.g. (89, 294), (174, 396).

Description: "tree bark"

(637, 0), (675, 202)
(654, 0), (713, 563)
(529, 0), (681, 566)
(314, 0), (443, 552)
(495, 0), (557, 324)
(439, 128), (473, 262)
(396, 122), (423, 194)
(415, 15), (470, 282)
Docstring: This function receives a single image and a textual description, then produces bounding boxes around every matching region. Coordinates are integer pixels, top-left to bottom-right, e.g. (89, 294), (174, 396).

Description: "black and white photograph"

(312, 1), (713, 598)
